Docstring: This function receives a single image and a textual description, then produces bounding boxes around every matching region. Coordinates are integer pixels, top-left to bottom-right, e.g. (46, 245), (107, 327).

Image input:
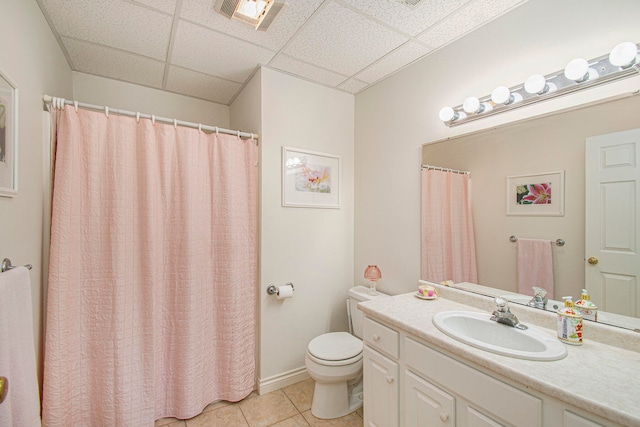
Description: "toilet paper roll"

(276, 284), (294, 300)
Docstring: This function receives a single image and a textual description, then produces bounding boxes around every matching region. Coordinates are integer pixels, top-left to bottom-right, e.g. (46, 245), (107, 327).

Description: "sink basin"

(432, 311), (567, 361)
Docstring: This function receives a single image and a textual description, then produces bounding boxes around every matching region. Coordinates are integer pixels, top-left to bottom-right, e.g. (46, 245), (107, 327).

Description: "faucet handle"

(494, 297), (509, 311)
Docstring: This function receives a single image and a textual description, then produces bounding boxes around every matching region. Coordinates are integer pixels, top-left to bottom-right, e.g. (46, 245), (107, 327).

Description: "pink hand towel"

(517, 238), (554, 299)
(0, 267), (41, 427)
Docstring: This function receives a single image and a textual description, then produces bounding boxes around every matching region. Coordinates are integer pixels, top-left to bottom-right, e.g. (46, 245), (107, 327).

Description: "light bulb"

(564, 58), (599, 82)
(609, 41), (638, 68)
(524, 74), (556, 95)
(438, 107), (466, 122)
(491, 86), (522, 105)
(463, 97), (482, 114)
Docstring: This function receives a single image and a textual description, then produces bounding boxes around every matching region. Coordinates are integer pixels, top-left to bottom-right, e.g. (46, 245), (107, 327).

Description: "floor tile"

(282, 378), (315, 412)
(269, 414), (311, 427)
(185, 404), (249, 427)
(355, 407), (363, 419)
(238, 389), (299, 427)
(301, 410), (364, 427)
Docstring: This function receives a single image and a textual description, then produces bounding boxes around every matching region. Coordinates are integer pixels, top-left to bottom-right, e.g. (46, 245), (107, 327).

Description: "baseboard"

(257, 366), (310, 395)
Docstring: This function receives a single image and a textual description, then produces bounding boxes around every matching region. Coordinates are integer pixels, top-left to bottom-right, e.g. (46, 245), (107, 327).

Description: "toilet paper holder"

(267, 282), (294, 295)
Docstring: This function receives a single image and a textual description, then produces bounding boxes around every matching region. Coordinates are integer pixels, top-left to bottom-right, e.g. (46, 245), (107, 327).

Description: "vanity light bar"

(439, 42), (640, 127)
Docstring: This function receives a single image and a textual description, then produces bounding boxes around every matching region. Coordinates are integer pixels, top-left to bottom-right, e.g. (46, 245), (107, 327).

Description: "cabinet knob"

(439, 412), (449, 422)
(372, 334), (380, 341)
(0, 377), (7, 404)
(386, 375), (394, 384)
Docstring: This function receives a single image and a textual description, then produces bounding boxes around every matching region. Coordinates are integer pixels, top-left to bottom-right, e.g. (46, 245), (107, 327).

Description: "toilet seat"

(307, 332), (363, 366)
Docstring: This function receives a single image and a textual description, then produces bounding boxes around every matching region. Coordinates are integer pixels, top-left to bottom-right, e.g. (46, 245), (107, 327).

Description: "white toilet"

(305, 285), (390, 419)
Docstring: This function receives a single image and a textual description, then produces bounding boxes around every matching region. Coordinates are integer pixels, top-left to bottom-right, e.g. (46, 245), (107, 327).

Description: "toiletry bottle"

(575, 289), (598, 322)
(557, 296), (583, 345)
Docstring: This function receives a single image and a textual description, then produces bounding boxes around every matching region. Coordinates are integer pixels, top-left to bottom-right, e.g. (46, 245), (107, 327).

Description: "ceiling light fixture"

(213, 0), (285, 31)
(439, 41), (640, 126)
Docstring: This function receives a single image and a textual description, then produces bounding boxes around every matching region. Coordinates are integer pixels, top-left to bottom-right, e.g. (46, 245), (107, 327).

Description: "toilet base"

(311, 379), (363, 419)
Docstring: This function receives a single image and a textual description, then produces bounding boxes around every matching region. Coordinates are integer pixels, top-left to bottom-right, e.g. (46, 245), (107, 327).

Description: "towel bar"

(1, 258), (33, 273)
(509, 236), (565, 246)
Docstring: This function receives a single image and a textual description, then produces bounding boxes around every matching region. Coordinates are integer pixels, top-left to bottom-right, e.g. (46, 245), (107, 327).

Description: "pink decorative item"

(364, 265), (382, 295)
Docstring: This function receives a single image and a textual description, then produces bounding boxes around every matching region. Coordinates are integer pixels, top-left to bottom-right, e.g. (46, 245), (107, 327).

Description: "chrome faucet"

(491, 297), (528, 330)
(528, 286), (548, 310)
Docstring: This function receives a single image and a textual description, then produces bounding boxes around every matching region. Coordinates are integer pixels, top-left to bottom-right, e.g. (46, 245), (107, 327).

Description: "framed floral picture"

(282, 147), (340, 208)
(506, 170), (564, 216)
(0, 70), (18, 197)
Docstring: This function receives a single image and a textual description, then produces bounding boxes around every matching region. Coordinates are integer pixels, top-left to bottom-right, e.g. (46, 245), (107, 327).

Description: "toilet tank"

(348, 286), (390, 339)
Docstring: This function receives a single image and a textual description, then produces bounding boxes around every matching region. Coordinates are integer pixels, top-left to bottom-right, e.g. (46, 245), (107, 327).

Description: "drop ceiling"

(37, 0), (529, 105)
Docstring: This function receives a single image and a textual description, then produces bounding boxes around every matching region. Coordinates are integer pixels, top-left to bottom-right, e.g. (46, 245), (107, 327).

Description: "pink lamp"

(364, 265), (382, 295)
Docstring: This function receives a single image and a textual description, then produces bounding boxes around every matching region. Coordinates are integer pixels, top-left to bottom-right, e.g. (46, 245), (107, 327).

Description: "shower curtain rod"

(43, 95), (259, 141)
(421, 164), (470, 175)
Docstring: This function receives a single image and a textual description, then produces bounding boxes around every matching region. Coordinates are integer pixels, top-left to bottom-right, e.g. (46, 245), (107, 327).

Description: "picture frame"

(0, 70), (18, 197)
(282, 147), (341, 208)
(506, 170), (564, 216)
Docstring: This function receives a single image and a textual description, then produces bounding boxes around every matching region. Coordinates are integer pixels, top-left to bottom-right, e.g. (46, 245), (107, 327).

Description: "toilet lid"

(308, 332), (363, 361)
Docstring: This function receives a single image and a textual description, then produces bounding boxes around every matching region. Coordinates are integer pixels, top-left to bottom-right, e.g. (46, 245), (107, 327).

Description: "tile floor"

(154, 378), (364, 427)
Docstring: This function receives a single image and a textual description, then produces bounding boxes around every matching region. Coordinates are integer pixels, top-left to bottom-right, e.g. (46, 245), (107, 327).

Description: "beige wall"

(73, 72), (230, 126)
(355, 0), (640, 295)
(0, 0), (73, 376)
(255, 67), (354, 389)
(422, 95), (640, 298)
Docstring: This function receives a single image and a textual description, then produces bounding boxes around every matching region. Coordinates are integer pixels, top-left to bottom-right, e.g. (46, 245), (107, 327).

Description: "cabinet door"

(467, 406), (506, 427)
(363, 346), (398, 427)
(404, 370), (455, 427)
(564, 411), (605, 427)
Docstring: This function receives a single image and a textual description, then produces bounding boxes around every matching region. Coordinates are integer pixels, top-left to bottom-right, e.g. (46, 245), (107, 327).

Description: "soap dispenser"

(575, 289), (598, 322)
(557, 296), (583, 345)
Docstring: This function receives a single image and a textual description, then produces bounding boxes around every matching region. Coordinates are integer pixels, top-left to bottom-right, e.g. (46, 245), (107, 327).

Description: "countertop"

(358, 287), (640, 427)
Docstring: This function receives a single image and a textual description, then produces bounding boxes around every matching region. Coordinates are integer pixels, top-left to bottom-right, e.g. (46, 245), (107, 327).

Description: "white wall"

(0, 0), (73, 377)
(73, 72), (229, 126)
(255, 67), (354, 389)
(355, 0), (640, 295)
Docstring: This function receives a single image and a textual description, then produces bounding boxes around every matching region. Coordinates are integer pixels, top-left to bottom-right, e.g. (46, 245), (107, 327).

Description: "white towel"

(0, 267), (41, 427)
(517, 238), (555, 299)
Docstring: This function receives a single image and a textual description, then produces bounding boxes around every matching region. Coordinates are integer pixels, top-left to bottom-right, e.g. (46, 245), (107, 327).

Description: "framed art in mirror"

(0, 70), (18, 197)
(506, 170), (564, 216)
(282, 147), (340, 208)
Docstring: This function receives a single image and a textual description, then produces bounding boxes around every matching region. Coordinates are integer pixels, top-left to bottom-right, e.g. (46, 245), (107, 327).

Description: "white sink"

(432, 311), (567, 361)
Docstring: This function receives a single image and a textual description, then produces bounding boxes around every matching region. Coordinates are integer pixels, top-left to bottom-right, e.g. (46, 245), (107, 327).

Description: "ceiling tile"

(166, 66), (242, 104)
(418, 0), (527, 49)
(171, 20), (275, 82)
(179, 0), (324, 51)
(356, 41), (434, 84)
(283, 1), (408, 76)
(62, 37), (165, 88)
(269, 55), (349, 87)
(341, 0), (473, 37)
(338, 79), (369, 94)
(131, 0), (177, 14)
(40, 0), (173, 60)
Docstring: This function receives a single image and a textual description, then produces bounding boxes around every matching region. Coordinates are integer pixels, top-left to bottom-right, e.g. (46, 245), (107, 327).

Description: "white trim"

(257, 367), (310, 395)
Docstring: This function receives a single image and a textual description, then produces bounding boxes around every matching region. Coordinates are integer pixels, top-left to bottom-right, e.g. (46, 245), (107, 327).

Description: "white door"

(363, 346), (398, 427)
(585, 128), (640, 317)
(404, 370), (455, 427)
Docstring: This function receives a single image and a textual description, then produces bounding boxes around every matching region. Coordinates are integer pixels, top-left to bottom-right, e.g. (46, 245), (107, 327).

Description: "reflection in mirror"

(421, 95), (640, 331)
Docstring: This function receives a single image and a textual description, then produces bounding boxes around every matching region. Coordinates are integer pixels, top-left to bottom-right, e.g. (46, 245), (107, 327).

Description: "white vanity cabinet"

(362, 314), (615, 427)
(405, 337), (541, 427)
(363, 317), (399, 427)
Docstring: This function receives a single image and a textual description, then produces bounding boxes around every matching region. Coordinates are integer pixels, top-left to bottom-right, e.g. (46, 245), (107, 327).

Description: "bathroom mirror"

(421, 94), (640, 331)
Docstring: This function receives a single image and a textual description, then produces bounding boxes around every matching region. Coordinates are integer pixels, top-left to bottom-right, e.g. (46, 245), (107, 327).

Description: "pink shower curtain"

(421, 169), (478, 283)
(42, 107), (257, 426)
